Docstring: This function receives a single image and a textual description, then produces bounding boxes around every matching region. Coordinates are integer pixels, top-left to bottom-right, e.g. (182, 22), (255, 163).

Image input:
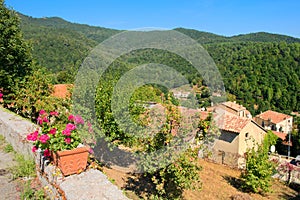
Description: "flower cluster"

(27, 110), (95, 157)
(0, 92), (3, 103)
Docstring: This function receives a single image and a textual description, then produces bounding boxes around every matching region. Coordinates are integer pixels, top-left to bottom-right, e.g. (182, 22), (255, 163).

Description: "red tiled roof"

(216, 111), (251, 134)
(222, 101), (246, 111)
(256, 110), (292, 124)
(52, 84), (72, 99)
(272, 131), (292, 146)
(272, 131), (287, 141)
(178, 106), (209, 120)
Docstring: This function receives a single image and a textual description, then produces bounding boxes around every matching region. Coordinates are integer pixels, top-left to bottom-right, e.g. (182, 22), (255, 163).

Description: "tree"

(241, 131), (277, 193)
(0, 0), (33, 96)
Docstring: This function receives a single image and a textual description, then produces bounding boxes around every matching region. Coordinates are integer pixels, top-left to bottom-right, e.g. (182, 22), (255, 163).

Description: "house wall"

(212, 130), (240, 166)
(255, 117), (293, 134)
(238, 122), (266, 155)
(237, 122), (266, 167)
(275, 118), (293, 134)
(218, 104), (246, 117)
(212, 121), (266, 168)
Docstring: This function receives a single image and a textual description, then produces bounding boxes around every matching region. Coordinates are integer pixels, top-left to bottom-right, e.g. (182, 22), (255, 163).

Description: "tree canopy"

(0, 0), (33, 94)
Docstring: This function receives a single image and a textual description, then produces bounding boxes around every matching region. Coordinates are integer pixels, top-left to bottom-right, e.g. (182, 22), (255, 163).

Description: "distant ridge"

(174, 27), (300, 44)
(14, 12), (300, 114)
(19, 13), (300, 44)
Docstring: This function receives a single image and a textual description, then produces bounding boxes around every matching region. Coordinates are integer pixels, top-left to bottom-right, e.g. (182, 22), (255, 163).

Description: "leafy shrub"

(6, 69), (70, 121)
(10, 153), (36, 179)
(4, 144), (13, 153)
(140, 148), (202, 199)
(20, 181), (46, 200)
(240, 131), (278, 193)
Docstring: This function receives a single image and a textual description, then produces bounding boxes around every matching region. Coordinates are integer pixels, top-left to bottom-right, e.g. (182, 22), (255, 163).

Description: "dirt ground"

(103, 159), (300, 200)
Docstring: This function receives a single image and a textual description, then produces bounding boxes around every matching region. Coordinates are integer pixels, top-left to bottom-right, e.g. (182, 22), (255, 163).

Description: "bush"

(240, 131), (277, 193)
(10, 153), (36, 179)
(144, 148), (202, 199)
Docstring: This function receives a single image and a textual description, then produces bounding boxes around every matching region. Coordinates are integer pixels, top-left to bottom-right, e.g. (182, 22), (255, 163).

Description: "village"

(1, 0), (300, 198)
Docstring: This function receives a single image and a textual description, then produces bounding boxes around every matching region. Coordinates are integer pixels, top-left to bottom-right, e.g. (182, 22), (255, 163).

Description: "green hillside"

(231, 32), (300, 43)
(16, 13), (300, 113)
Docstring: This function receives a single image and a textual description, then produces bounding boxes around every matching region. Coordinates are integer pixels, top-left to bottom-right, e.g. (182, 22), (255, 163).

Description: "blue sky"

(5, 0), (300, 38)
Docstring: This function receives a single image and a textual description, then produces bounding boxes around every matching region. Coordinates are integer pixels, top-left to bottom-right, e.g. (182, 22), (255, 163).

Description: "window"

(245, 132), (249, 138)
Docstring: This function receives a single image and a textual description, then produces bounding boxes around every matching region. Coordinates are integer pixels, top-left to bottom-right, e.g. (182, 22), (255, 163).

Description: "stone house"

(218, 101), (252, 118)
(212, 110), (267, 168)
(254, 110), (293, 134)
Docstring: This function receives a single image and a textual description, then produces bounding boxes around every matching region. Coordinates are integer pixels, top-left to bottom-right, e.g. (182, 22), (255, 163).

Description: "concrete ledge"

(0, 107), (129, 200)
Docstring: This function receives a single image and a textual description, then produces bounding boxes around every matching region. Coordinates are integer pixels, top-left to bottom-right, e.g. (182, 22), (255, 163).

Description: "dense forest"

(17, 13), (300, 115)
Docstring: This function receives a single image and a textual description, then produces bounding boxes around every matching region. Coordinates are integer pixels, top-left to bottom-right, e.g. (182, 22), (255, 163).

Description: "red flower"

(42, 116), (49, 123)
(27, 131), (38, 141)
(32, 146), (38, 152)
(64, 137), (71, 144)
(49, 128), (57, 134)
(62, 128), (71, 136)
(74, 115), (84, 124)
(39, 110), (47, 115)
(88, 148), (94, 154)
(66, 123), (76, 131)
(39, 134), (50, 143)
(68, 114), (75, 121)
(50, 111), (59, 116)
(0, 92), (3, 99)
(37, 116), (43, 125)
(43, 149), (51, 157)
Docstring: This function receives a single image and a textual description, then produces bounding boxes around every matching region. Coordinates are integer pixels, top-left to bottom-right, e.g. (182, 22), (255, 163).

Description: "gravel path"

(0, 144), (20, 200)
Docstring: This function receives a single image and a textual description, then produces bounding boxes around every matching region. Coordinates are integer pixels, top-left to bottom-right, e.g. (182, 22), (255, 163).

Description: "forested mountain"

(19, 13), (120, 43)
(18, 13), (121, 82)
(206, 42), (300, 114)
(16, 13), (300, 114)
(175, 28), (300, 44)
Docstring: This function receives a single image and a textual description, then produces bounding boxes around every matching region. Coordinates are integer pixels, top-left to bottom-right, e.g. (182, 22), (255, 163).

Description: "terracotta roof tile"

(272, 131), (287, 141)
(178, 107), (209, 120)
(272, 131), (292, 146)
(216, 110), (251, 133)
(255, 110), (292, 124)
(222, 101), (246, 111)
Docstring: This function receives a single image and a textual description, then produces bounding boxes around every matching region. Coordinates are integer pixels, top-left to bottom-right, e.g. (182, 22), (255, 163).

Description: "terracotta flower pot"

(52, 147), (89, 176)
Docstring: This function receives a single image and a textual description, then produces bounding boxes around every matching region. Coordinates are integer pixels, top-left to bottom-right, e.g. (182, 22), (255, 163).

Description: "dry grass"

(103, 159), (300, 200)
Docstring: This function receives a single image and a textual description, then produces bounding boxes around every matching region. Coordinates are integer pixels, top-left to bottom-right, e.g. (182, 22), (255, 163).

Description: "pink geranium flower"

(66, 123), (76, 131)
(32, 146), (38, 152)
(49, 128), (57, 134)
(50, 111), (59, 116)
(88, 148), (94, 154)
(42, 116), (49, 123)
(74, 115), (84, 124)
(62, 128), (71, 136)
(43, 149), (51, 157)
(27, 131), (38, 141)
(68, 114), (75, 121)
(39, 134), (50, 143)
(64, 138), (71, 144)
(39, 110), (47, 115)
(37, 116), (43, 125)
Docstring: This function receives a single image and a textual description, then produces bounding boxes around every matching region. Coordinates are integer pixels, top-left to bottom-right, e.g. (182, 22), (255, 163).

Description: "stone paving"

(0, 146), (20, 200)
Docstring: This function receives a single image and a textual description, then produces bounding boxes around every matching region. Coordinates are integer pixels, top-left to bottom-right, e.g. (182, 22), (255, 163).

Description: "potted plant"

(27, 110), (95, 176)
